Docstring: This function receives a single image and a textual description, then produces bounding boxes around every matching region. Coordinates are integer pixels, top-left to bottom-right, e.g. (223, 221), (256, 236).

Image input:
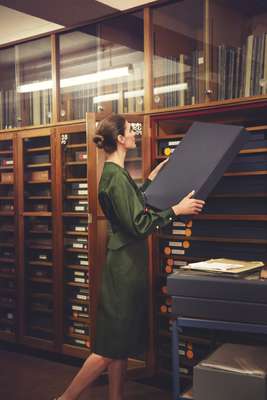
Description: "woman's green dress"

(92, 161), (175, 359)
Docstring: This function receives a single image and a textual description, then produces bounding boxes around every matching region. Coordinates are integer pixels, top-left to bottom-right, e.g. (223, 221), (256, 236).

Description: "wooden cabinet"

(0, 133), (17, 342)
(150, 101), (267, 390)
(17, 128), (57, 350)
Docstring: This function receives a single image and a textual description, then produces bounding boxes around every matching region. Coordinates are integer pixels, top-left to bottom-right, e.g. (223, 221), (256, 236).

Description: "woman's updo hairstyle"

(93, 114), (126, 154)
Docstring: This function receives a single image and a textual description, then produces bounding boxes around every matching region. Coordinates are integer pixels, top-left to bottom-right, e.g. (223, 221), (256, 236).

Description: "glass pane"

(210, 0), (267, 101)
(59, 12), (144, 122)
(15, 37), (52, 127)
(0, 47), (16, 130)
(152, 0), (205, 109)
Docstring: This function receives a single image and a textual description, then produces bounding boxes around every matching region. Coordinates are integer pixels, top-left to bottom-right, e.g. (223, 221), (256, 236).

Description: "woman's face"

(123, 121), (136, 150)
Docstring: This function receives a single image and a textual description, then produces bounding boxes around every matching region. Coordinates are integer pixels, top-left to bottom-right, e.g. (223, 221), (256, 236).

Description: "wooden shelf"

(65, 178), (87, 183)
(30, 306), (53, 314)
(29, 261), (53, 267)
(66, 332), (90, 341)
(0, 272), (15, 279)
(29, 230), (52, 234)
(0, 196), (14, 200)
(26, 146), (51, 153)
(0, 241), (14, 247)
(23, 212), (52, 217)
(155, 134), (185, 140)
(30, 292), (53, 299)
(62, 212), (88, 217)
(65, 161), (87, 166)
(240, 147), (267, 154)
(29, 277), (53, 284)
(27, 196), (52, 200)
(65, 195), (88, 200)
(0, 166), (13, 170)
(29, 325), (53, 334)
(0, 211), (14, 216)
(0, 288), (16, 295)
(158, 233), (267, 245)
(0, 257), (15, 264)
(66, 282), (89, 289)
(27, 243), (52, 250)
(65, 248), (88, 253)
(26, 163), (51, 169)
(65, 231), (88, 236)
(224, 170), (267, 176)
(65, 264), (89, 271)
(27, 180), (51, 184)
(0, 330), (16, 343)
(68, 315), (90, 323)
(62, 343), (90, 358)
(65, 144), (86, 149)
(68, 298), (89, 305)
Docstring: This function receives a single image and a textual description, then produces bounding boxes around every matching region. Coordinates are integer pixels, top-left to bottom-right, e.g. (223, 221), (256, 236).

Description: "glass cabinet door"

(152, 0), (205, 109)
(0, 47), (16, 130)
(15, 37), (52, 127)
(209, 0), (267, 102)
(59, 11), (144, 122)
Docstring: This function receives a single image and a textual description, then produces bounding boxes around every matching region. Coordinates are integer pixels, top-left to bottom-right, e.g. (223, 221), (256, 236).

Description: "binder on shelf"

(144, 122), (250, 210)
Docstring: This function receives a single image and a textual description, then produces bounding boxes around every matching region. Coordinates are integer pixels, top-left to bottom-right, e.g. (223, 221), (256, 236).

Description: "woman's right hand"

(172, 190), (205, 216)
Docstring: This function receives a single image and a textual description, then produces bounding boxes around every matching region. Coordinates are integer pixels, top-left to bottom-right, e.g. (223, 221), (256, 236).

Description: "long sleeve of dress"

(108, 172), (175, 239)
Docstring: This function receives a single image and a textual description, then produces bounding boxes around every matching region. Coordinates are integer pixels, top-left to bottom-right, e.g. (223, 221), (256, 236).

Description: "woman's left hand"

(148, 158), (169, 181)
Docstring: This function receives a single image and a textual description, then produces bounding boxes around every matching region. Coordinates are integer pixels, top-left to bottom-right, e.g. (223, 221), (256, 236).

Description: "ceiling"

(0, 0), (158, 46)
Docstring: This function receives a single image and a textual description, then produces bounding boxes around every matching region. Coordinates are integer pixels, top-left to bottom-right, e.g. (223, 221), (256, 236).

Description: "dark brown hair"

(93, 114), (126, 154)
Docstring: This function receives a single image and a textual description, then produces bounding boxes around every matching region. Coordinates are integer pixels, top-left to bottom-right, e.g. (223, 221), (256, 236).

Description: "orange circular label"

(165, 266), (173, 274)
(183, 240), (190, 248)
(185, 229), (192, 237)
(164, 246), (171, 255)
(186, 350), (194, 359)
(186, 220), (193, 228)
(167, 258), (174, 266)
(160, 305), (168, 313)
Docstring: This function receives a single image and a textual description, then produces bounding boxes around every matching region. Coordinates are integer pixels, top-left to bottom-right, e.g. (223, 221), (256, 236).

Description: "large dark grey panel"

(145, 121), (249, 210)
(171, 295), (267, 325)
(194, 343), (267, 400)
(167, 271), (267, 303)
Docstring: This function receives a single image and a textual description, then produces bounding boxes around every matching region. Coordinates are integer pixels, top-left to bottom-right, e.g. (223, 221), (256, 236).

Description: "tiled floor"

(0, 349), (172, 400)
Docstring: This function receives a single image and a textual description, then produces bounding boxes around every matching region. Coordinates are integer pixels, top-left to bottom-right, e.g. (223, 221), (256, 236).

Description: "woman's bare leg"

(108, 359), (128, 400)
(57, 353), (112, 400)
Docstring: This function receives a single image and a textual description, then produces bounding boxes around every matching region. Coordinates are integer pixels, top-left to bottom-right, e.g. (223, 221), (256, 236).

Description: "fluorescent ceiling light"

(154, 83), (188, 95)
(17, 66), (130, 93)
(61, 66), (130, 88)
(17, 80), (52, 93)
(94, 83), (188, 103)
(93, 93), (120, 103)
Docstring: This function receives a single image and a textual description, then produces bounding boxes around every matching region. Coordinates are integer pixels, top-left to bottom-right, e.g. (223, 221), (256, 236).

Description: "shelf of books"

(17, 128), (57, 350)
(150, 100), (267, 391)
(55, 122), (92, 358)
(0, 133), (17, 342)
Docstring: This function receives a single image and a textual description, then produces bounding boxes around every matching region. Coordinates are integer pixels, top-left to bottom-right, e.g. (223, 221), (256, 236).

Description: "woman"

(55, 115), (204, 400)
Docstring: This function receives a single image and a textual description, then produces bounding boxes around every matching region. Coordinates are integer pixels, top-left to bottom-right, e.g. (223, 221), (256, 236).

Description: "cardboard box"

(1, 172), (14, 183)
(29, 170), (49, 181)
(194, 343), (267, 400)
